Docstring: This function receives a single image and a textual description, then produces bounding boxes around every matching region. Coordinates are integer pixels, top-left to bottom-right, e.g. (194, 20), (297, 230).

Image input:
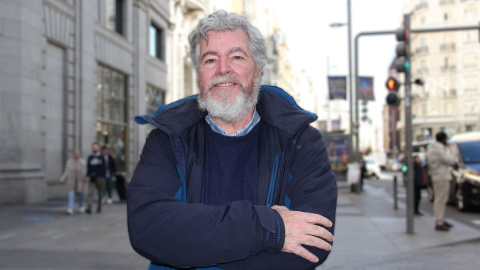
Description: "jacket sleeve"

(220, 127), (337, 270)
(127, 129), (283, 268)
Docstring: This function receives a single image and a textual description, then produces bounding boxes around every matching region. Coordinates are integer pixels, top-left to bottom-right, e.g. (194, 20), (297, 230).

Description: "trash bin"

(347, 162), (361, 193)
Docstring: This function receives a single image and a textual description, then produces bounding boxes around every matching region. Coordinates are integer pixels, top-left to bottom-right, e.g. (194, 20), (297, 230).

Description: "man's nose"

(217, 58), (232, 75)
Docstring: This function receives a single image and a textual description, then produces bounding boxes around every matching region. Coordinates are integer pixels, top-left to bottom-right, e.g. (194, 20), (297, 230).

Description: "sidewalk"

(1, 182), (480, 269)
(319, 181), (480, 269)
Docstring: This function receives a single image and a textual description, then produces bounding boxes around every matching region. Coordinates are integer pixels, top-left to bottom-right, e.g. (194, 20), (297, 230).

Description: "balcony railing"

(440, 65), (456, 72)
(415, 2), (429, 10)
(440, 43), (456, 51)
(415, 46), (429, 54)
(440, 0), (455, 5)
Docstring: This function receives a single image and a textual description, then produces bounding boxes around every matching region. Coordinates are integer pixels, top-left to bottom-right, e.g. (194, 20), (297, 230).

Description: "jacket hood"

(135, 85), (317, 136)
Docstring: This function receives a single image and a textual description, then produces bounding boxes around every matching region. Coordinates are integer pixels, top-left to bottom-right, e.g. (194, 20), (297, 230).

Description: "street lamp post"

(330, 0), (356, 161)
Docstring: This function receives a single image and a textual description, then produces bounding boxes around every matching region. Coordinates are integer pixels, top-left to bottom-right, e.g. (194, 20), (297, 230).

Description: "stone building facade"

(0, 0), (211, 204)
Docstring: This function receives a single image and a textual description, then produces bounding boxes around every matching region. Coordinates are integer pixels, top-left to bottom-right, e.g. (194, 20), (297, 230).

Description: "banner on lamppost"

(327, 76), (347, 100)
(358, 76), (375, 101)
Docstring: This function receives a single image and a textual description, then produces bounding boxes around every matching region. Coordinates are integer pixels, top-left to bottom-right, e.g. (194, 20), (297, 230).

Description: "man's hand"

(272, 205), (333, 263)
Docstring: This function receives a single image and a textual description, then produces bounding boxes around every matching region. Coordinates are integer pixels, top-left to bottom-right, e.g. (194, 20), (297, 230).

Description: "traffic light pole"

(403, 14), (414, 234)
(354, 30), (394, 163)
(354, 17), (480, 234)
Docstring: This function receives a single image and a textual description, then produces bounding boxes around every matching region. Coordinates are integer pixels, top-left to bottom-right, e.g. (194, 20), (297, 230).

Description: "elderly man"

(127, 10), (337, 270)
(426, 131), (456, 231)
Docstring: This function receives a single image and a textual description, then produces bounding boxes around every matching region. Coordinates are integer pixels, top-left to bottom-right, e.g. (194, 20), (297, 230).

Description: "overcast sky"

(273, 0), (406, 126)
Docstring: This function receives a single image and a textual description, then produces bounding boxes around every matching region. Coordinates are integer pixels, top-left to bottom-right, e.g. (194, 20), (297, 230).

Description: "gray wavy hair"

(188, 10), (268, 73)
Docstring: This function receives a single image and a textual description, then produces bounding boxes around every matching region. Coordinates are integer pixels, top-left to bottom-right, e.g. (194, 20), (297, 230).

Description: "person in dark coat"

(85, 142), (106, 214)
(413, 155), (428, 215)
(101, 146), (117, 204)
(127, 10), (337, 270)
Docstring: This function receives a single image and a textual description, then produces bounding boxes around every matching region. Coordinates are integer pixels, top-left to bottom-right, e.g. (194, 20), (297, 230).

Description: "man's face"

(102, 148), (109, 155)
(73, 150), (79, 159)
(92, 144), (99, 153)
(197, 29), (261, 122)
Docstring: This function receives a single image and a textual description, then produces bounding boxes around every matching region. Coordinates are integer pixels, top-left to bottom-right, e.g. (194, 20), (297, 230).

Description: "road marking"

(23, 216), (55, 221)
(471, 219), (480, 225)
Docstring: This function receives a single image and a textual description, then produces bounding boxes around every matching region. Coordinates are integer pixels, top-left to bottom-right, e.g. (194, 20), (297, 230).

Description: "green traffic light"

(386, 92), (401, 106)
(395, 57), (409, 73)
(401, 165), (408, 173)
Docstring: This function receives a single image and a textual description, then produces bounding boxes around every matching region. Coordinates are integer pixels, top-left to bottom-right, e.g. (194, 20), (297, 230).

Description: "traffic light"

(386, 76), (401, 106)
(401, 164), (408, 173)
(395, 27), (409, 73)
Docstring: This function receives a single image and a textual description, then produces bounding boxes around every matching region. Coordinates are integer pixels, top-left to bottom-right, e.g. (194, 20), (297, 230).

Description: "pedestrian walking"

(102, 146), (117, 204)
(60, 149), (86, 215)
(426, 132), (457, 231)
(413, 155), (427, 215)
(85, 142), (107, 214)
(127, 10), (337, 270)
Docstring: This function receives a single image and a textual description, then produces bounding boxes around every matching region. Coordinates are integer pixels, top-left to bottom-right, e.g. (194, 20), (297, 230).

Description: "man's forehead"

(202, 29), (248, 45)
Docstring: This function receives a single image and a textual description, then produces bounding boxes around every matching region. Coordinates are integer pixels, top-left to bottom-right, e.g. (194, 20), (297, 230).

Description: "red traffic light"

(386, 77), (400, 91)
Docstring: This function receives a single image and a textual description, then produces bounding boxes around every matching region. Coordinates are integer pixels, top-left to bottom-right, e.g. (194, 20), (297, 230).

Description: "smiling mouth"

(214, 82), (236, 87)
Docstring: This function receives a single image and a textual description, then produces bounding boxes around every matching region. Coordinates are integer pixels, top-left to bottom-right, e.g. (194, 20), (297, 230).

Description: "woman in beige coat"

(60, 149), (86, 214)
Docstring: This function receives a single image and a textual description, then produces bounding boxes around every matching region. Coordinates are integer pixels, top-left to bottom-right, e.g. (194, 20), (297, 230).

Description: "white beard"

(198, 74), (261, 123)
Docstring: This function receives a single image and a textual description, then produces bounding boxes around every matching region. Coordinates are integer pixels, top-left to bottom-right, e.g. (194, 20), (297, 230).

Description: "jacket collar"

(135, 85), (317, 136)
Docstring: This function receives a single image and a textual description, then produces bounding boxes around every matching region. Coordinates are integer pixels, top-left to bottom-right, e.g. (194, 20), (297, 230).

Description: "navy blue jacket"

(86, 153), (106, 180)
(127, 86), (337, 270)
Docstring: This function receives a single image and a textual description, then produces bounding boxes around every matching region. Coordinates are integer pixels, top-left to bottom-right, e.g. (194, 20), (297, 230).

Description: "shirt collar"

(205, 108), (261, 137)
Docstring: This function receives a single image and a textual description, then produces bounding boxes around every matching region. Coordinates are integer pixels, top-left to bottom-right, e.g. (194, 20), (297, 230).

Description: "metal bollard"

(393, 175), (398, 210)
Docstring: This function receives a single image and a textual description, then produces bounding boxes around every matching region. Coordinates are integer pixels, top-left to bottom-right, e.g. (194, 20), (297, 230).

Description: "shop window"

(96, 65), (128, 172)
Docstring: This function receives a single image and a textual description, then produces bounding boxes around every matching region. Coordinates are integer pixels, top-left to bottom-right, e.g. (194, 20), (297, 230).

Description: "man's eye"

(204, 59), (216, 64)
(233, 56), (244, 60)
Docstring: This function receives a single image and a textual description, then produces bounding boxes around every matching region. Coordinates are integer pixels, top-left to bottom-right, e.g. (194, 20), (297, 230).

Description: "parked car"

(449, 131), (480, 211)
(385, 159), (402, 172)
(363, 157), (381, 180)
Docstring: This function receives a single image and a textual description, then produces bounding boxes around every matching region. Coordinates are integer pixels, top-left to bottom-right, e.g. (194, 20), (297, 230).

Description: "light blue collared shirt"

(205, 108), (261, 137)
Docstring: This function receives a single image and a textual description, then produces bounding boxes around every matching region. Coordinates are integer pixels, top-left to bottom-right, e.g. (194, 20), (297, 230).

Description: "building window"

(145, 85), (165, 134)
(464, 75), (477, 91)
(422, 59), (427, 72)
(445, 102), (454, 114)
(150, 23), (165, 61)
(444, 12), (449, 21)
(146, 85), (165, 115)
(464, 30), (476, 43)
(106, 0), (123, 35)
(422, 102), (427, 115)
(464, 7), (477, 18)
(463, 52), (477, 67)
(464, 100), (478, 114)
(96, 65), (128, 172)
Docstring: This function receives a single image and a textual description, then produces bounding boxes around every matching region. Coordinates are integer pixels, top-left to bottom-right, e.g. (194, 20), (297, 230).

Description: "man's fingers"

(304, 212), (333, 228)
(292, 245), (319, 263)
(304, 235), (333, 251)
(308, 224), (334, 242)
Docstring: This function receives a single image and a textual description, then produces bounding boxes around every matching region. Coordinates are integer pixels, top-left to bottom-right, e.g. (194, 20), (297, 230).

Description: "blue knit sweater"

(201, 123), (260, 206)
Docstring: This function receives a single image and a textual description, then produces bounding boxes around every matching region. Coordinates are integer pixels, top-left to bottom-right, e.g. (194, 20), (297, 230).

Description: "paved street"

(1, 178), (480, 270)
(319, 176), (480, 270)
(0, 200), (147, 270)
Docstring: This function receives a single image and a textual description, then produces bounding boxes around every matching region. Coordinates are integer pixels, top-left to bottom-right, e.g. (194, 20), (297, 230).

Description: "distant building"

(395, 0), (480, 149)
